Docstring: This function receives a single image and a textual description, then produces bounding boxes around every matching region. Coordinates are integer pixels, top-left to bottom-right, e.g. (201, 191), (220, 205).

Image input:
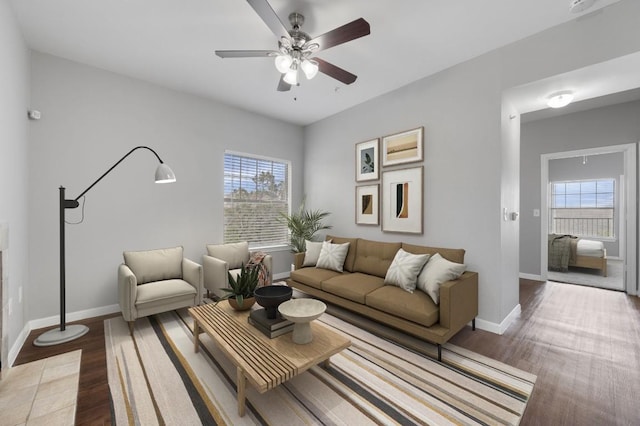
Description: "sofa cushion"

(136, 279), (196, 304)
(417, 253), (466, 304)
(322, 273), (384, 304)
(402, 242), (465, 264)
(354, 239), (402, 278)
(384, 248), (430, 293)
(123, 246), (183, 285)
(326, 235), (358, 272)
(302, 240), (325, 267)
(317, 241), (350, 272)
(366, 286), (439, 327)
(290, 267), (344, 290)
(206, 242), (249, 269)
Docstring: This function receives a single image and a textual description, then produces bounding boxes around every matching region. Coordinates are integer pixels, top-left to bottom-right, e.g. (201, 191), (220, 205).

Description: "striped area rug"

(105, 307), (535, 425)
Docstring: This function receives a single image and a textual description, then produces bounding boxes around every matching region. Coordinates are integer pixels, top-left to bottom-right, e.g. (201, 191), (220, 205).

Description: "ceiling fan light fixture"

(283, 67), (298, 85)
(301, 59), (319, 80)
(547, 90), (574, 108)
(275, 54), (293, 73)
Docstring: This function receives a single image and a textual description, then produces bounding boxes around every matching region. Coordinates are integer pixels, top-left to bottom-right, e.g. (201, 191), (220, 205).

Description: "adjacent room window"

(224, 152), (290, 247)
(549, 179), (615, 238)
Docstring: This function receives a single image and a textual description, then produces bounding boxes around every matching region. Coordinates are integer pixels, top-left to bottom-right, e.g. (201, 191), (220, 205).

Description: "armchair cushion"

(206, 242), (249, 269)
(123, 246), (183, 285)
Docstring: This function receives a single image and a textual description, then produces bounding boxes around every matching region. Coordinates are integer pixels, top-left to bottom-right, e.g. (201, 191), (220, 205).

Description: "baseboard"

(28, 304), (121, 331)
(475, 304), (521, 335)
(8, 322), (31, 368)
(519, 273), (542, 281)
(273, 272), (290, 281)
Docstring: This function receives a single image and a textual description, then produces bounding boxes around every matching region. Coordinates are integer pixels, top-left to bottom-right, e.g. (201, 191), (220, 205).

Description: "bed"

(548, 234), (607, 276)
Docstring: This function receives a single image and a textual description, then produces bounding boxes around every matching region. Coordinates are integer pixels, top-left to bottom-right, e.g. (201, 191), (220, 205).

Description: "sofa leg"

(437, 344), (442, 361)
(472, 318), (476, 331)
(128, 321), (134, 336)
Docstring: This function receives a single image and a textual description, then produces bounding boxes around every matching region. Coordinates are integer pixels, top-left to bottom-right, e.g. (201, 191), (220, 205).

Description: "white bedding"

(577, 239), (605, 257)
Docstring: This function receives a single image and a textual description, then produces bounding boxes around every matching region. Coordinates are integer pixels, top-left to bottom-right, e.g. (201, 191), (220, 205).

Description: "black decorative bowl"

(254, 286), (293, 319)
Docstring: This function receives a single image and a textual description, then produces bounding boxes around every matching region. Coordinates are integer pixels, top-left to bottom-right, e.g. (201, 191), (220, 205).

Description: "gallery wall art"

(381, 166), (423, 234)
(356, 184), (379, 225)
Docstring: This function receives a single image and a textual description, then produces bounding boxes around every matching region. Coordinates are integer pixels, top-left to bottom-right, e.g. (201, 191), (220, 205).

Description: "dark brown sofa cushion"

(402, 243), (465, 264)
(321, 273), (384, 304)
(366, 286), (439, 327)
(353, 239), (402, 278)
(289, 267), (344, 290)
(326, 235), (358, 272)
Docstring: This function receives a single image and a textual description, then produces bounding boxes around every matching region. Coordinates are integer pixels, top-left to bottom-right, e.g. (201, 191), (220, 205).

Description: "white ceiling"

(10, 0), (626, 126)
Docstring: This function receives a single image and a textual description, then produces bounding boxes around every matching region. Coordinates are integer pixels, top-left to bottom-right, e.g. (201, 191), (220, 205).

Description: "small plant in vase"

(221, 263), (260, 310)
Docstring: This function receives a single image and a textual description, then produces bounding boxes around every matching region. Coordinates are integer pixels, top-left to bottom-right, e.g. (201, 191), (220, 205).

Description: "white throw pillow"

(384, 248), (430, 293)
(303, 240), (326, 267)
(417, 253), (466, 304)
(316, 241), (350, 272)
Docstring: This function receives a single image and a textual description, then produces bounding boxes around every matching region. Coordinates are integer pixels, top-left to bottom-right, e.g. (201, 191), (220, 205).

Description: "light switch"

(533, 209), (540, 217)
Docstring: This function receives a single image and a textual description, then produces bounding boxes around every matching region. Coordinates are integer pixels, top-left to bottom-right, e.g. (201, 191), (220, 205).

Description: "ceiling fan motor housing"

(569, 0), (596, 13)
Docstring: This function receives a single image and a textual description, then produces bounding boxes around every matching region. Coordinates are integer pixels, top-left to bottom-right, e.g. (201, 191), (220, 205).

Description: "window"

(550, 179), (615, 238)
(224, 152), (290, 247)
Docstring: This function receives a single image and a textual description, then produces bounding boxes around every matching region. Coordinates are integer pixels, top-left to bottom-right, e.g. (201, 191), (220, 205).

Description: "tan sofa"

(286, 236), (478, 360)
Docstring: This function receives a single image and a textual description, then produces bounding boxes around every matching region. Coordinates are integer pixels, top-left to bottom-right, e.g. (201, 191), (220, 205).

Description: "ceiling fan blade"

(246, 0), (290, 41)
(215, 50), (275, 58)
(307, 18), (370, 52)
(314, 58), (357, 85)
(277, 75), (291, 92)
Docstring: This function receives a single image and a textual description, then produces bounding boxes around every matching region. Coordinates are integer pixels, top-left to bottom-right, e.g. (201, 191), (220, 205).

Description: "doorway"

(540, 144), (637, 294)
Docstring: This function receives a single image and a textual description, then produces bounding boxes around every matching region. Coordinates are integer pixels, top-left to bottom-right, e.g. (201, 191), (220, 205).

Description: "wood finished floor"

(13, 280), (640, 425)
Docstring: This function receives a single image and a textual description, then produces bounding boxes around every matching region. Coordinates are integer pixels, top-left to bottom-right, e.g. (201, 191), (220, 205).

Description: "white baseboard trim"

(519, 273), (542, 281)
(7, 304), (121, 368)
(475, 304), (521, 335)
(273, 272), (290, 281)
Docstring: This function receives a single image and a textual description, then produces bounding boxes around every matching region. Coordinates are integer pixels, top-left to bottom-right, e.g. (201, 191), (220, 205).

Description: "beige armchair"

(118, 246), (202, 334)
(203, 242), (272, 298)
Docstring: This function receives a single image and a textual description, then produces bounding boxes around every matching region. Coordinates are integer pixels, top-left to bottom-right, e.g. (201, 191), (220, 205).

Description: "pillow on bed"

(417, 253), (466, 304)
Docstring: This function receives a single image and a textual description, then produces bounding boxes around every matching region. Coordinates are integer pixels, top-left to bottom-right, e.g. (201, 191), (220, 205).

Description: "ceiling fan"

(215, 0), (370, 91)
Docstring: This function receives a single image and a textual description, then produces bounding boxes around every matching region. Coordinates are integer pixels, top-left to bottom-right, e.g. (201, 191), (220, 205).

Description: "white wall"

(0, 0), (30, 363)
(304, 0), (640, 329)
(520, 100), (640, 275)
(27, 52), (304, 322)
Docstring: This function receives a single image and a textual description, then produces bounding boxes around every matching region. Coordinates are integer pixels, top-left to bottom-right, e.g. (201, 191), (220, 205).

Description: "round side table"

(278, 299), (327, 344)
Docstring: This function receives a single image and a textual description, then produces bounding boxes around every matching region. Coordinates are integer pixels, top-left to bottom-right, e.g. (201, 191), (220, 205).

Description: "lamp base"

(33, 324), (89, 347)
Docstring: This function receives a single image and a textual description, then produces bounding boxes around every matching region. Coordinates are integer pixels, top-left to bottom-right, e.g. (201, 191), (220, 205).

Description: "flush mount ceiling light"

(547, 90), (575, 108)
(569, 0), (596, 14)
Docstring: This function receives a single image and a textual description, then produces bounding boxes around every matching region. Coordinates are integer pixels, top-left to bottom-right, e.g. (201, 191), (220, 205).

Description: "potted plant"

(221, 263), (260, 310)
(279, 199), (332, 253)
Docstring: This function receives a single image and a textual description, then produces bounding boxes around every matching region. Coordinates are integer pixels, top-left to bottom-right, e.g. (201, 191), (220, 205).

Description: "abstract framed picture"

(356, 184), (379, 225)
(381, 127), (424, 167)
(355, 139), (379, 181)
(381, 167), (423, 234)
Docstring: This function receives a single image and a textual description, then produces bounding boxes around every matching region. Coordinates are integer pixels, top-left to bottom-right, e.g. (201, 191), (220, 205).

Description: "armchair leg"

(128, 321), (134, 336)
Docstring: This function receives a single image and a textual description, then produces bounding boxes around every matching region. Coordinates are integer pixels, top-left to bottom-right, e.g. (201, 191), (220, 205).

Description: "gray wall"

(27, 52), (304, 322)
(0, 1), (30, 362)
(520, 100), (640, 276)
(304, 0), (640, 328)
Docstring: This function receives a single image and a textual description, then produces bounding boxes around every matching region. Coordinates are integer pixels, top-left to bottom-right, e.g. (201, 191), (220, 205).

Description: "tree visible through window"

(224, 152), (290, 247)
(550, 179), (615, 238)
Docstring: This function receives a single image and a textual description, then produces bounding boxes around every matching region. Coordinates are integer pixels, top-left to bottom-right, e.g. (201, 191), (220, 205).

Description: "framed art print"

(381, 127), (423, 167)
(381, 167), (423, 234)
(355, 139), (379, 181)
(356, 184), (379, 225)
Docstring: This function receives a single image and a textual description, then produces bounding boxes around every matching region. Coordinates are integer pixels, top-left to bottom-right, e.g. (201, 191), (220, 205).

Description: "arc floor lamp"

(33, 146), (176, 347)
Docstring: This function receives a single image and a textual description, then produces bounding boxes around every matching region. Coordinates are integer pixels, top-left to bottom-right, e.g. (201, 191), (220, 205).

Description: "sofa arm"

(439, 271), (478, 332)
(118, 264), (138, 322)
(203, 254), (229, 298)
(182, 258), (203, 304)
(293, 252), (305, 270)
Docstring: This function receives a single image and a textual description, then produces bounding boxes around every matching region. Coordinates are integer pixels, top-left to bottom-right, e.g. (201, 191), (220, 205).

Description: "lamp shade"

(301, 59), (319, 80)
(155, 163), (176, 183)
(275, 54), (293, 73)
(283, 67), (298, 85)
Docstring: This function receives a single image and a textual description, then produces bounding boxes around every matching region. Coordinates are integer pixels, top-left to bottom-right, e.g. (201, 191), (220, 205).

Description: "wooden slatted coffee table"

(189, 302), (351, 416)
